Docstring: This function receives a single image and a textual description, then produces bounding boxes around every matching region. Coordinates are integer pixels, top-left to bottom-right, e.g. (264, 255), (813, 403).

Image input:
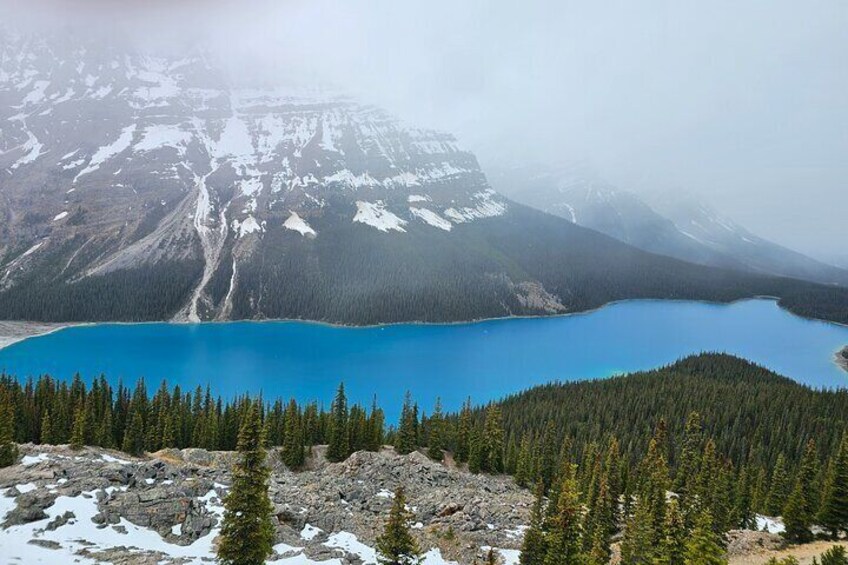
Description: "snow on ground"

(233, 215), (264, 238)
(300, 523), (323, 541)
(0, 486), (225, 564)
(408, 194), (431, 203)
(755, 514), (785, 534)
(52, 211), (68, 221)
(0, 482), (477, 565)
(134, 124), (192, 155)
(99, 453), (130, 464)
(443, 189), (507, 223)
(284, 212), (317, 236)
(20, 453), (50, 466)
(410, 207), (452, 231)
(74, 124), (137, 182)
(375, 488), (394, 499)
(325, 532), (378, 564)
(353, 201), (407, 233)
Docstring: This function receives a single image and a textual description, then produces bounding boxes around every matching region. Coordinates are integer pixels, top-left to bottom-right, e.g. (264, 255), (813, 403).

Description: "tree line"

(4, 353), (848, 562)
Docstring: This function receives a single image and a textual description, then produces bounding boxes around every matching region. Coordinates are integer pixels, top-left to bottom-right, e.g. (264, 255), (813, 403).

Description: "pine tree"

(515, 434), (533, 487)
(468, 426), (484, 474)
(122, 408), (145, 456)
(396, 391), (419, 456)
(327, 383), (350, 462)
(0, 393), (18, 468)
(819, 435), (848, 538)
(427, 398), (444, 462)
(40, 409), (53, 445)
(656, 498), (687, 565)
(543, 466), (584, 565)
(375, 487), (422, 565)
(483, 404), (505, 473)
(620, 496), (656, 564)
(70, 405), (86, 450)
(819, 546), (848, 565)
(281, 399), (305, 470)
(520, 481), (548, 565)
(783, 480), (811, 544)
(217, 403), (275, 565)
(455, 397), (472, 464)
(766, 454), (790, 516)
(675, 412), (703, 494)
(683, 511), (726, 565)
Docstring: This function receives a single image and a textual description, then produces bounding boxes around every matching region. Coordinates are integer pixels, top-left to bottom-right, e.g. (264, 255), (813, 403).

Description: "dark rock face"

(838, 346), (848, 372)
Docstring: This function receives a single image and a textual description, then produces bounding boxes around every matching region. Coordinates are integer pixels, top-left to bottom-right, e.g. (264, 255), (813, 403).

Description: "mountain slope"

(1, 30), (847, 325)
(491, 164), (848, 287)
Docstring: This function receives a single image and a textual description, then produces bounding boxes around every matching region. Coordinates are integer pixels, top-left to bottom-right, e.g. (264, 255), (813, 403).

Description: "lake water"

(0, 298), (846, 421)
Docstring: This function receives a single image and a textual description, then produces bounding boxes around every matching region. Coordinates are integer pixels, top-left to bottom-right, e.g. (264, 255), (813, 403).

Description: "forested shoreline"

(3, 353), (848, 563)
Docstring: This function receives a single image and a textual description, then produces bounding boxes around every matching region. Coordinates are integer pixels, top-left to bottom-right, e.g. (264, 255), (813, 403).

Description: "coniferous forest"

(3, 353), (848, 562)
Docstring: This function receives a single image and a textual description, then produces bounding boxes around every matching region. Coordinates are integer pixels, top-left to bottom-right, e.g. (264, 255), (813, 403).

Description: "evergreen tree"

(483, 404), (505, 473)
(428, 398), (445, 462)
(375, 487), (422, 565)
(327, 383), (350, 462)
(520, 481), (548, 565)
(819, 546), (848, 565)
(621, 497), (656, 564)
(783, 480), (811, 544)
(515, 434), (533, 487)
(656, 498), (687, 565)
(396, 391), (419, 455)
(122, 408), (145, 456)
(455, 397), (472, 464)
(40, 409), (53, 445)
(766, 454), (790, 516)
(543, 466), (584, 565)
(819, 435), (848, 538)
(281, 399), (305, 470)
(675, 412), (702, 495)
(0, 393), (18, 468)
(683, 511), (726, 565)
(217, 403), (275, 565)
(70, 405), (86, 450)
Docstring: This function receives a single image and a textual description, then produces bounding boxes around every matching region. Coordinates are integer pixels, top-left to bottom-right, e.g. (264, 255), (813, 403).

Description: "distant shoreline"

(837, 346), (848, 373)
(0, 296), (845, 353)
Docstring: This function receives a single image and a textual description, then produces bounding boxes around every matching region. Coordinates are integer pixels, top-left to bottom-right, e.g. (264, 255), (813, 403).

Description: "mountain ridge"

(2, 30), (848, 325)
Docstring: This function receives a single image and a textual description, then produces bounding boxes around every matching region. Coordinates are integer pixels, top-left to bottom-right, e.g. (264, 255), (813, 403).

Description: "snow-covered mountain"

(491, 164), (848, 287)
(2, 30), (847, 324)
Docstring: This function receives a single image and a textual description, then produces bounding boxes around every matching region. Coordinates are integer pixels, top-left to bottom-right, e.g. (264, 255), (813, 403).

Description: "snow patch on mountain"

(74, 124), (137, 182)
(284, 212), (317, 237)
(353, 201), (407, 233)
(410, 207), (452, 231)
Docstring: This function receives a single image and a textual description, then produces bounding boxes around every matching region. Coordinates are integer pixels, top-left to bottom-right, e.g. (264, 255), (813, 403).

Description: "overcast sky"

(6, 0), (848, 264)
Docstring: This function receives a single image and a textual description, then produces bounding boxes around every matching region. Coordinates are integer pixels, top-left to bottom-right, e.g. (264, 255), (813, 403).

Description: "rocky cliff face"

(0, 444), (529, 564)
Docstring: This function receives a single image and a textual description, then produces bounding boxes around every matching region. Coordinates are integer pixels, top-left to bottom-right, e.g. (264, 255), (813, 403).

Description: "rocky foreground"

(0, 443), (817, 564)
(0, 444), (530, 564)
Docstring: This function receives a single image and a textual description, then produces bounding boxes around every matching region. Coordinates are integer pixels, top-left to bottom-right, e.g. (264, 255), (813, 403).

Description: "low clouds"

(3, 0), (846, 260)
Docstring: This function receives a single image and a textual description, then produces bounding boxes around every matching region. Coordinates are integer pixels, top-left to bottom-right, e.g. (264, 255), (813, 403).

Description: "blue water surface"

(1, 298), (846, 422)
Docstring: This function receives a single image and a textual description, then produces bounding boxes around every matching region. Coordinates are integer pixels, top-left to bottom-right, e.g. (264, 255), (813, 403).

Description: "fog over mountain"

(4, 0), (846, 262)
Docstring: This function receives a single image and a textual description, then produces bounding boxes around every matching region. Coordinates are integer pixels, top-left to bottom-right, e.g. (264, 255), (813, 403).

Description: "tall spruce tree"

(520, 481), (548, 565)
(375, 487), (422, 565)
(820, 435), (848, 538)
(281, 399), (305, 470)
(683, 511), (726, 565)
(70, 405), (86, 450)
(483, 404), (505, 473)
(327, 383), (350, 462)
(454, 397), (472, 464)
(217, 402), (275, 565)
(767, 454), (790, 516)
(396, 391), (419, 455)
(0, 393), (18, 468)
(543, 465), (584, 565)
(427, 398), (445, 462)
(656, 498), (687, 565)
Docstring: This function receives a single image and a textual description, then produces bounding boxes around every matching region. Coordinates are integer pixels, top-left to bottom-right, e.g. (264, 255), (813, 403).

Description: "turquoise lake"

(1, 298), (846, 421)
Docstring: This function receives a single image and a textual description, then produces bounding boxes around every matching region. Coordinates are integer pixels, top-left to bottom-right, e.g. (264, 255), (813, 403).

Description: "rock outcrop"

(0, 444), (531, 564)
